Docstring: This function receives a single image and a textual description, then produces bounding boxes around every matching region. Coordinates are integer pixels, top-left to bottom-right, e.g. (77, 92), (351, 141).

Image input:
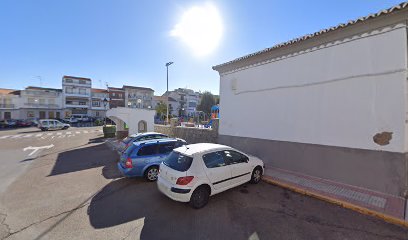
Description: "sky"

(0, 0), (403, 95)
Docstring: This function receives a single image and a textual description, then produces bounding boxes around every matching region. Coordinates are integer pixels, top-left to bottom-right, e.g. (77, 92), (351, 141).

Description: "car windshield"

(163, 151), (193, 172)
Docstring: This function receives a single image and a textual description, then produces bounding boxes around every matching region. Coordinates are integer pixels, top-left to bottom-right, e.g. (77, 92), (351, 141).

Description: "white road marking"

(75, 131), (81, 134)
(58, 135), (65, 138)
(23, 144), (54, 156)
(56, 132), (62, 135)
(47, 133), (53, 136)
(83, 130), (88, 133)
(66, 132), (72, 134)
(35, 133), (43, 137)
(11, 135), (22, 138)
(50, 136), (55, 139)
(0, 135), (11, 139)
(22, 134), (33, 138)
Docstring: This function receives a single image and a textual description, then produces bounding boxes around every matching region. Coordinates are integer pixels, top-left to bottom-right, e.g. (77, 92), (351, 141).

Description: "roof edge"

(212, 1), (408, 72)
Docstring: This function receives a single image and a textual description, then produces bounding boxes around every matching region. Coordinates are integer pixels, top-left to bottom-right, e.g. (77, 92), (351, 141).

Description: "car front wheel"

(144, 166), (159, 182)
(189, 186), (210, 209)
(250, 167), (263, 184)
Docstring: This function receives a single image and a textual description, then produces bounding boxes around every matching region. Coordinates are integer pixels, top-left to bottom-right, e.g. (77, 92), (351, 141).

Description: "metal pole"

(166, 65), (169, 125)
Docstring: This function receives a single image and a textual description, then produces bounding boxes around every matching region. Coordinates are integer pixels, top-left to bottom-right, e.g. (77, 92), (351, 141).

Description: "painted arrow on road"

(23, 144), (54, 156)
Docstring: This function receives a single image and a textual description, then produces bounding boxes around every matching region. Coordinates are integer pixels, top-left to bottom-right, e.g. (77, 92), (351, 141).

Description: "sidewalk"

(263, 167), (407, 226)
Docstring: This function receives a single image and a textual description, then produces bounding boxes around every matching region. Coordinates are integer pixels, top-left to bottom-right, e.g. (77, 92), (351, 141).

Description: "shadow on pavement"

(48, 138), (118, 176)
(87, 178), (258, 239)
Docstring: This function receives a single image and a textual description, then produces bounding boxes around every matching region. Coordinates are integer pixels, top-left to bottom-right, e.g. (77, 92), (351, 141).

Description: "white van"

(38, 119), (70, 131)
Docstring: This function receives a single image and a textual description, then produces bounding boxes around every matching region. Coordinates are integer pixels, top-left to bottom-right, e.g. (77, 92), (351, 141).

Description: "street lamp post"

(103, 98), (109, 126)
(165, 61), (174, 125)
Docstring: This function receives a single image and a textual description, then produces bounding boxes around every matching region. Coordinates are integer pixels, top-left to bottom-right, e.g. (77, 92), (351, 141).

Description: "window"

(92, 101), (100, 107)
(28, 98), (35, 104)
(66, 87), (73, 94)
(79, 80), (86, 84)
(65, 79), (73, 83)
(66, 100), (73, 105)
(48, 99), (55, 104)
(222, 150), (248, 164)
(163, 151), (193, 172)
(112, 93), (116, 97)
(119, 93), (122, 98)
(158, 142), (175, 154)
(27, 111), (35, 118)
(96, 111), (100, 117)
(203, 151), (226, 168)
(39, 99), (46, 104)
(4, 112), (11, 120)
(188, 102), (196, 108)
(79, 101), (86, 105)
(137, 145), (157, 156)
(79, 88), (86, 95)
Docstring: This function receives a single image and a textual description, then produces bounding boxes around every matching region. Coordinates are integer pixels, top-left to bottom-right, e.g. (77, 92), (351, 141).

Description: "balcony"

(63, 81), (92, 87)
(65, 103), (89, 108)
(65, 93), (90, 98)
(0, 104), (15, 109)
(24, 91), (59, 97)
(24, 103), (60, 108)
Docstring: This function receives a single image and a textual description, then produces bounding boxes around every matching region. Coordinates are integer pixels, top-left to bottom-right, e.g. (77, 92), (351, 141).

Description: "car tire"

(144, 166), (159, 182)
(250, 167), (263, 184)
(41, 128), (48, 131)
(189, 186), (210, 209)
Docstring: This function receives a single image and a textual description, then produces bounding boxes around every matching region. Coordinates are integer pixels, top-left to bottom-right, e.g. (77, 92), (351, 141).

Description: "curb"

(262, 175), (408, 228)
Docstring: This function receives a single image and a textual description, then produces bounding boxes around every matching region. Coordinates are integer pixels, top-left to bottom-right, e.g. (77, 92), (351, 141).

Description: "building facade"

(62, 76), (92, 117)
(152, 96), (179, 117)
(108, 87), (125, 108)
(0, 88), (20, 120)
(164, 88), (201, 116)
(123, 85), (154, 109)
(90, 88), (109, 118)
(213, 4), (408, 199)
(19, 86), (63, 119)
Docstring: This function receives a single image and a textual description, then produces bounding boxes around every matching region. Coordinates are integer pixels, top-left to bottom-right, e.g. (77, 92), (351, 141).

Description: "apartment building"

(107, 87), (125, 108)
(164, 88), (201, 116)
(152, 96), (179, 116)
(62, 76), (92, 117)
(0, 88), (20, 120)
(19, 86), (63, 119)
(90, 88), (109, 118)
(123, 85), (154, 109)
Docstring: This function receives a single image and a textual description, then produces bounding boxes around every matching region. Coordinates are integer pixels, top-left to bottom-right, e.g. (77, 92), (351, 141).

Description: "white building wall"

(219, 23), (408, 153)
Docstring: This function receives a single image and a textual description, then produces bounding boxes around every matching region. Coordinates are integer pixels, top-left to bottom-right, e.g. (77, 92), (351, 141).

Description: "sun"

(171, 2), (223, 57)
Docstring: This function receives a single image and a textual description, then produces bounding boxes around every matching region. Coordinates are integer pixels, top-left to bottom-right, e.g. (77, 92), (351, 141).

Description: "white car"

(157, 143), (264, 209)
(38, 119), (70, 131)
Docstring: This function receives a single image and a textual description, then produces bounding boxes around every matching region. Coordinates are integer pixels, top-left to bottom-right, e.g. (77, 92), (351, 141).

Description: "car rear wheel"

(41, 128), (48, 131)
(250, 167), (263, 184)
(189, 186), (210, 209)
(144, 166), (159, 182)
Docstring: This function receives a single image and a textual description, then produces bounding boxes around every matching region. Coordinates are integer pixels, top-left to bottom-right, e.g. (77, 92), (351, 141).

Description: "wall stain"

(373, 132), (393, 146)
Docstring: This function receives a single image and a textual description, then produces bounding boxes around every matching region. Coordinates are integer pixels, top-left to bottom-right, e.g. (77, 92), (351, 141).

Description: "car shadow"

(87, 178), (252, 239)
(48, 138), (119, 176)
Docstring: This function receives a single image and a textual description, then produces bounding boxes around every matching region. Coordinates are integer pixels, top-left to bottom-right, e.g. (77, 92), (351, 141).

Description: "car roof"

(174, 143), (231, 156)
(129, 132), (166, 138)
(132, 138), (185, 147)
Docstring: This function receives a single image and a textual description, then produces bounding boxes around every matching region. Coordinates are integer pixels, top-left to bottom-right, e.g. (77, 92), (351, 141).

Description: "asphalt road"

(0, 127), (407, 240)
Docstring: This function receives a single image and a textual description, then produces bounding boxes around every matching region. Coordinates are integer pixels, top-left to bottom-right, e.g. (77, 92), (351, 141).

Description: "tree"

(197, 91), (216, 115)
(155, 101), (173, 120)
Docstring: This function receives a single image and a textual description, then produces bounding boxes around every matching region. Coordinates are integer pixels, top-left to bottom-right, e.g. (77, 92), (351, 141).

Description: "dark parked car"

(0, 119), (17, 128)
(16, 119), (31, 127)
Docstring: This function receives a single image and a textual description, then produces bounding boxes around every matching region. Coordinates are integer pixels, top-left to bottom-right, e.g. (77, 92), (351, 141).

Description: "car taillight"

(125, 158), (133, 169)
(176, 176), (194, 185)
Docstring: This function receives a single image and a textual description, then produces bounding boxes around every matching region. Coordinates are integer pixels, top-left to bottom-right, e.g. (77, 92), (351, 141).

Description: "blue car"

(118, 138), (187, 181)
(117, 132), (169, 153)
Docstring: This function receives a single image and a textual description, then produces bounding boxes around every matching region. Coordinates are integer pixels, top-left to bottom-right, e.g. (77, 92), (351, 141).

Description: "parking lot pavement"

(0, 129), (407, 240)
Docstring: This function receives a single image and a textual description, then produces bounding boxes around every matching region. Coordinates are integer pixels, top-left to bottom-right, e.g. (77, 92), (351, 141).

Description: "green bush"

(103, 125), (116, 138)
